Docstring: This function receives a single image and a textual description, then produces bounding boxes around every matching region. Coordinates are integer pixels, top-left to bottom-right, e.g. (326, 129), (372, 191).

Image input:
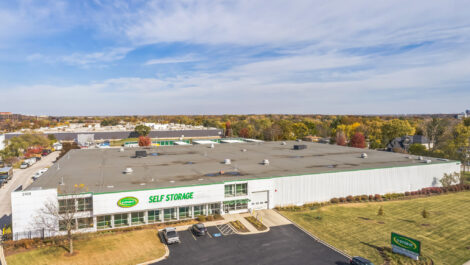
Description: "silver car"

(162, 227), (180, 244)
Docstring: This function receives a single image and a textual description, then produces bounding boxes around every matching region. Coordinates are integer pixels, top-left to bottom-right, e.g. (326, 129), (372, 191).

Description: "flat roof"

(27, 141), (454, 194)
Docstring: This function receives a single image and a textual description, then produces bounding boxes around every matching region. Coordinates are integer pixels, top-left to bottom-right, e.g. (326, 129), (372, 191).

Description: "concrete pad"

(255, 209), (292, 227)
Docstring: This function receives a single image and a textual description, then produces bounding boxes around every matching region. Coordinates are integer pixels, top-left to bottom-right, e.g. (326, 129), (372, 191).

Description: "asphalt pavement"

(0, 152), (59, 228)
(156, 224), (349, 265)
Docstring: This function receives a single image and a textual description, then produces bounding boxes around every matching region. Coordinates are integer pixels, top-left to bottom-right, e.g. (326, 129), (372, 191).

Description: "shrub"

(368, 195), (374, 201)
(206, 215), (214, 221)
(354, 196), (361, 202)
(374, 194), (382, 201)
(197, 215), (206, 222)
(405, 191), (410, 196)
(346, 195), (353, 202)
(339, 197), (346, 203)
(330, 198), (339, 203)
(361, 195), (369, 201)
(377, 206), (384, 216)
(422, 208), (429, 218)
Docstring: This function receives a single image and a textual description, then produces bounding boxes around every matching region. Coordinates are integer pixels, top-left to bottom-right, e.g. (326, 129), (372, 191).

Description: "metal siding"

(273, 163), (460, 207)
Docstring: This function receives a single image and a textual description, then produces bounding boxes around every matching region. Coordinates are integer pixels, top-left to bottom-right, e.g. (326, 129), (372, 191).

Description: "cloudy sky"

(0, 0), (469, 115)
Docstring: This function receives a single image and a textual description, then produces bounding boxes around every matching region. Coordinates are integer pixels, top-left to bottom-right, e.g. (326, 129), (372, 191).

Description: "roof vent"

(135, 151), (147, 158)
(224, 159), (231, 165)
(210, 143), (215, 149)
(361, 153), (368, 158)
(418, 156), (424, 160)
(281, 142), (286, 145)
(124, 168), (133, 174)
(119, 147), (124, 152)
(293, 144), (307, 150)
(425, 160), (432, 164)
(262, 159), (270, 165)
(241, 149), (247, 152)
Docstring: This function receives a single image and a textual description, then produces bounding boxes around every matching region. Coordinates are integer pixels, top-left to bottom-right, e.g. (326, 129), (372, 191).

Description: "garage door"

(251, 191), (269, 210)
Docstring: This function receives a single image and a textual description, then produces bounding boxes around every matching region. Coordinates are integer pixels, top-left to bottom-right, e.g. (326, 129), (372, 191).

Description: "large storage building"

(11, 141), (460, 240)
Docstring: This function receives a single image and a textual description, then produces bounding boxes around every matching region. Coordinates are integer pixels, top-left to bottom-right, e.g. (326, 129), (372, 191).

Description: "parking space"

(156, 224), (349, 265)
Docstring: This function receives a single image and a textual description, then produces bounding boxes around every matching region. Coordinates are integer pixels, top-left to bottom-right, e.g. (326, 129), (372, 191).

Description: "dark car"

(42, 149), (52, 156)
(350, 256), (374, 265)
(191, 223), (207, 236)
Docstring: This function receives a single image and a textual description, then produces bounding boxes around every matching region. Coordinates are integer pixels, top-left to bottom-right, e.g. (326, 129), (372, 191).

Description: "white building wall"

(272, 162), (460, 207)
(11, 189), (58, 240)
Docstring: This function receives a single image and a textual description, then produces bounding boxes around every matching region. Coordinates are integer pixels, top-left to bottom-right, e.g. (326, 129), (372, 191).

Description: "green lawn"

(463, 172), (470, 184)
(6, 229), (166, 265)
(109, 138), (139, 146)
(280, 191), (470, 265)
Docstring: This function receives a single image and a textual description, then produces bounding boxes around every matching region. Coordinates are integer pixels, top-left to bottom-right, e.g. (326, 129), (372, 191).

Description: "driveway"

(155, 224), (349, 265)
(0, 152), (59, 227)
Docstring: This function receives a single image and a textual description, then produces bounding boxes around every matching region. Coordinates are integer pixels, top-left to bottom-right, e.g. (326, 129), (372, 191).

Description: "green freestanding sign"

(391, 232), (421, 260)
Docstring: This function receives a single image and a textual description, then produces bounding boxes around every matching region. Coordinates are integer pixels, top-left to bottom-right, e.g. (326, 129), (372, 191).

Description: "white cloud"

(144, 55), (201, 65)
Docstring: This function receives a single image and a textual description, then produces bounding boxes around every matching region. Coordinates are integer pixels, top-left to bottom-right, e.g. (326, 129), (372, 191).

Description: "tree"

(424, 118), (448, 151)
(408, 143), (427, 156)
(238, 127), (250, 138)
(36, 186), (88, 255)
(440, 172), (460, 187)
(134, 125), (151, 137)
(349, 132), (366, 148)
(47, 134), (57, 141)
(381, 119), (415, 146)
(292, 123), (309, 139)
(138, 136), (151, 146)
(336, 132), (347, 146)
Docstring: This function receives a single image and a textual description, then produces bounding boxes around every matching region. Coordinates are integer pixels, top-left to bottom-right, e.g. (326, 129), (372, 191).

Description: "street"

(0, 152), (59, 228)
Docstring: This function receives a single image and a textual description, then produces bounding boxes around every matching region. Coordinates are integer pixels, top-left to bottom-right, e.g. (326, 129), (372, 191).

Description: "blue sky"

(0, 0), (470, 115)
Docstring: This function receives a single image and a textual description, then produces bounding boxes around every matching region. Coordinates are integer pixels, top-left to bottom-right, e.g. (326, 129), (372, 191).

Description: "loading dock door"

(251, 191), (269, 210)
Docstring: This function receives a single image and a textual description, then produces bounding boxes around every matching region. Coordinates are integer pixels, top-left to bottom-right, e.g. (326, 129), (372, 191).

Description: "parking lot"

(156, 224), (349, 265)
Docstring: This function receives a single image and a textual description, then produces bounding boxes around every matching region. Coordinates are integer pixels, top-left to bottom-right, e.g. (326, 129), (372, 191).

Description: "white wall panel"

(11, 189), (58, 239)
(273, 162), (460, 207)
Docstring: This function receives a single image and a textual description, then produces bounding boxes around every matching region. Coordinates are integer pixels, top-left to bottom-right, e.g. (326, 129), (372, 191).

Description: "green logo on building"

(391, 232), (421, 255)
(117, 197), (139, 208)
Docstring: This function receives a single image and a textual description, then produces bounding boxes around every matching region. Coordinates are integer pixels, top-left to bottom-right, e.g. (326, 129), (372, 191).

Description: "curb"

(137, 244), (169, 265)
(274, 210), (351, 260)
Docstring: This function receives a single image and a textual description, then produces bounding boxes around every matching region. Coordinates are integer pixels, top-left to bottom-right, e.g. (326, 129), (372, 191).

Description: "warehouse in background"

(11, 141), (460, 240)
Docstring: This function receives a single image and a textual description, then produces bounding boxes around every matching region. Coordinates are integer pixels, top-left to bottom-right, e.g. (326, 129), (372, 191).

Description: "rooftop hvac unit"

(418, 156), (424, 160)
(224, 159), (231, 165)
(293, 144), (307, 150)
(281, 142), (287, 145)
(135, 151), (147, 158)
(210, 143), (215, 149)
(124, 168), (133, 174)
(425, 160), (432, 164)
(119, 147), (124, 152)
(262, 159), (270, 165)
(241, 149), (247, 152)
(361, 153), (368, 158)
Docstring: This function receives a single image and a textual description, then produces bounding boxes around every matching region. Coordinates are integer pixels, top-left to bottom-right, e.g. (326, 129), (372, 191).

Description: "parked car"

(42, 149), (52, 156)
(162, 227), (180, 244)
(20, 162), (29, 169)
(191, 223), (207, 236)
(350, 256), (374, 265)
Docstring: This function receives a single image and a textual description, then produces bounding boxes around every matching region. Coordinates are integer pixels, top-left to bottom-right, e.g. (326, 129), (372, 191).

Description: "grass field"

(280, 191), (470, 265)
(6, 229), (166, 265)
(110, 138), (138, 146)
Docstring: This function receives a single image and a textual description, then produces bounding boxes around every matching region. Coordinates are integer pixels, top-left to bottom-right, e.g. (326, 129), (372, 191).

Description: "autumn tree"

(138, 136), (151, 146)
(349, 132), (366, 148)
(134, 125), (151, 137)
(381, 119), (415, 146)
(336, 132), (347, 146)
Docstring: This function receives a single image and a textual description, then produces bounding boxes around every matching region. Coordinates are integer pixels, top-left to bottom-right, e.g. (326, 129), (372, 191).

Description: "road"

(0, 152), (59, 228)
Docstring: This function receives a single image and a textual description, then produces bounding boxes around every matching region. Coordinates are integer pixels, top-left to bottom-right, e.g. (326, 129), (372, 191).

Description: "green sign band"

(117, 197), (139, 208)
(391, 232), (421, 255)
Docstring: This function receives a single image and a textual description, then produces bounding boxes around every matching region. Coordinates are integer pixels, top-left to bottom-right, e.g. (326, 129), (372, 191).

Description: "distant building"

(0, 134), (5, 151)
(387, 135), (432, 152)
(0, 112), (32, 122)
(456, 110), (470, 119)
